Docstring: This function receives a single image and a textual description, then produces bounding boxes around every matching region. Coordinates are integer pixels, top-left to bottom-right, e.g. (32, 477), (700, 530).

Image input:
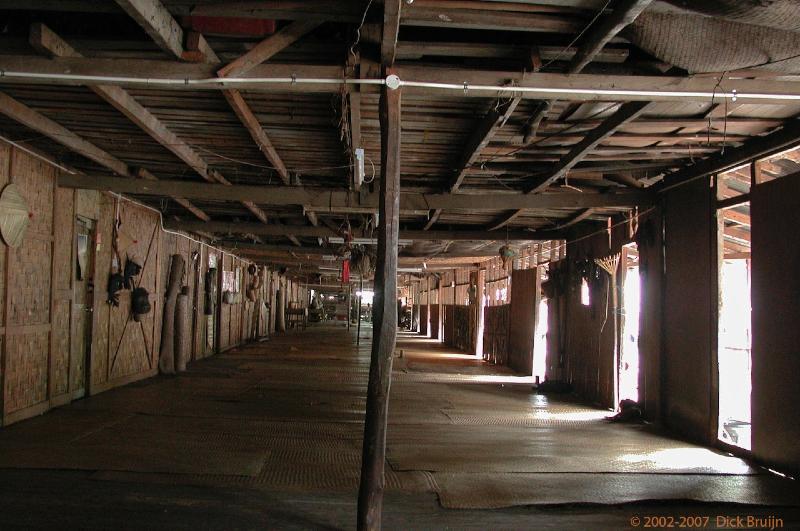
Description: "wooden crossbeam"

(30, 23), (269, 224)
(164, 219), (560, 242)
(658, 119), (800, 193)
(0, 91), (128, 176)
(58, 173), (652, 210)
(381, 0), (402, 67)
(0, 89), (210, 222)
(114, 0), (184, 59)
(489, 101), (653, 230)
(523, 0), (653, 143)
(211, 20), (320, 228)
(136, 169), (210, 221)
(4, 56), (800, 103)
(217, 20), (323, 78)
(567, 0), (654, 73)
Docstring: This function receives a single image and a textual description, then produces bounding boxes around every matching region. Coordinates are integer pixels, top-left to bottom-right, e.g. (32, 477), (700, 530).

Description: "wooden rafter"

(209, 19), (322, 232)
(381, 0), (402, 67)
(659, 119), (800, 193)
(29, 23), (265, 223)
(58, 173), (652, 211)
(523, 0), (654, 143)
(217, 20), (323, 79)
(489, 101), (653, 230)
(4, 56), (800, 103)
(165, 219), (562, 242)
(0, 90), (210, 222)
(114, 0), (184, 59)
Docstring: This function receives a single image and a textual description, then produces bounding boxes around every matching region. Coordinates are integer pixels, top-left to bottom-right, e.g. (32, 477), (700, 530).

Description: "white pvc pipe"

(3, 70), (800, 102)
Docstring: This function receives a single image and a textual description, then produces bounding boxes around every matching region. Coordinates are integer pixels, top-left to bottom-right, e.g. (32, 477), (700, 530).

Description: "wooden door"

(70, 217), (95, 399)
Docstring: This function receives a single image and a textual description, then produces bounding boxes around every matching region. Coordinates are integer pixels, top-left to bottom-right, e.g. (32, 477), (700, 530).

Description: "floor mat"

(434, 472), (800, 509)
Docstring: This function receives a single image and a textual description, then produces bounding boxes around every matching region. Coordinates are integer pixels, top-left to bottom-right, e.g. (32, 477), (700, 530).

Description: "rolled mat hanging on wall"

(159, 254), (185, 375)
(175, 286), (189, 372)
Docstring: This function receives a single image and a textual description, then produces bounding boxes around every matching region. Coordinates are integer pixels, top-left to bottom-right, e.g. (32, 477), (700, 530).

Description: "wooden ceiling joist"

(29, 23), (269, 225)
(658, 119), (800, 193)
(489, 101), (653, 230)
(114, 0), (184, 59)
(0, 90), (210, 221)
(164, 219), (562, 242)
(4, 56), (800, 104)
(58, 173), (652, 211)
(523, 0), (654, 143)
(218, 20), (323, 79)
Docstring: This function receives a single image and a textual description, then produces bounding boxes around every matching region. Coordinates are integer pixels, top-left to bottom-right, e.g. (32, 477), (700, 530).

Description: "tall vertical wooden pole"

(357, 278), (363, 346)
(357, 69), (401, 531)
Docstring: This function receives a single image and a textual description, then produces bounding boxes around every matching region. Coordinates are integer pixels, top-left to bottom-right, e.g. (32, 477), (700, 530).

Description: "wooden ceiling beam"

(58, 173), (652, 210)
(489, 101), (653, 230)
(217, 20), (323, 78)
(165, 219), (562, 242)
(382, 0), (402, 67)
(30, 23), (270, 224)
(114, 0), (184, 59)
(0, 89), (210, 222)
(658, 119), (800, 193)
(567, 0), (654, 73)
(5, 56), (800, 103)
(136, 168), (210, 221)
(0, 90), (129, 176)
(523, 0), (653, 143)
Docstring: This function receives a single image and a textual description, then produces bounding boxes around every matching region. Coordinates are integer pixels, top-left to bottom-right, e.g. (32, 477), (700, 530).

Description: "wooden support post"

(357, 278), (363, 346)
(357, 70), (401, 531)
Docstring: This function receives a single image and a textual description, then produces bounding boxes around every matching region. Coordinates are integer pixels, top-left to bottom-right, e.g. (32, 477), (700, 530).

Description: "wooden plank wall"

(483, 305), (510, 365)
(662, 180), (714, 442)
(751, 175), (800, 475)
(0, 144), (283, 427)
(507, 267), (539, 375)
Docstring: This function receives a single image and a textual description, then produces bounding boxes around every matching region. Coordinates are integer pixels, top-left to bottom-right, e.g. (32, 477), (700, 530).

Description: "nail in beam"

(357, 71), (401, 530)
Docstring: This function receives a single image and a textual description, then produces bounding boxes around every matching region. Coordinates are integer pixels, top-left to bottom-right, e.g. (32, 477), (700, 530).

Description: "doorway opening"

(717, 201), (753, 450)
(72, 216), (95, 399)
(532, 295), (548, 383)
(619, 243), (641, 403)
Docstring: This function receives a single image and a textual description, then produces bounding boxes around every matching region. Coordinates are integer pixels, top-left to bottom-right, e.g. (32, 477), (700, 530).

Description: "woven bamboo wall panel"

(12, 150), (53, 235)
(8, 239), (52, 326)
(74, 189), (99, 220)
(90, 197), (114, 387)
(107, 203), (160, 381)
(120, 203), (159, 292)
(52, 188), (74, 291)
(452, 305), (471, 352)
(51, 299), (70, 396)
(4, 331), (49, 413)
(109, 301), (152, 379)
(483, 304), (510, 366)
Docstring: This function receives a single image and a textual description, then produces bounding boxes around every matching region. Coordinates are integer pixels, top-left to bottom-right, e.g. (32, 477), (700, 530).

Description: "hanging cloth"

(342, 259), (350, 284)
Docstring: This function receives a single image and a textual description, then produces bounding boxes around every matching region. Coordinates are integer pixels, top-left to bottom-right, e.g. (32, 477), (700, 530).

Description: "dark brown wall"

(562, 212), (663, 414)
(563, 228), (619, 409)
(751, 175), (800, 474)
(508, 267), (538, 375)
(662, 178), (714, 443)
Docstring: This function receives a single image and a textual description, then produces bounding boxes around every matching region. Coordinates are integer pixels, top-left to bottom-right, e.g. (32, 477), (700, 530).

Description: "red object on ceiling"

(182, 16), (276, 38)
